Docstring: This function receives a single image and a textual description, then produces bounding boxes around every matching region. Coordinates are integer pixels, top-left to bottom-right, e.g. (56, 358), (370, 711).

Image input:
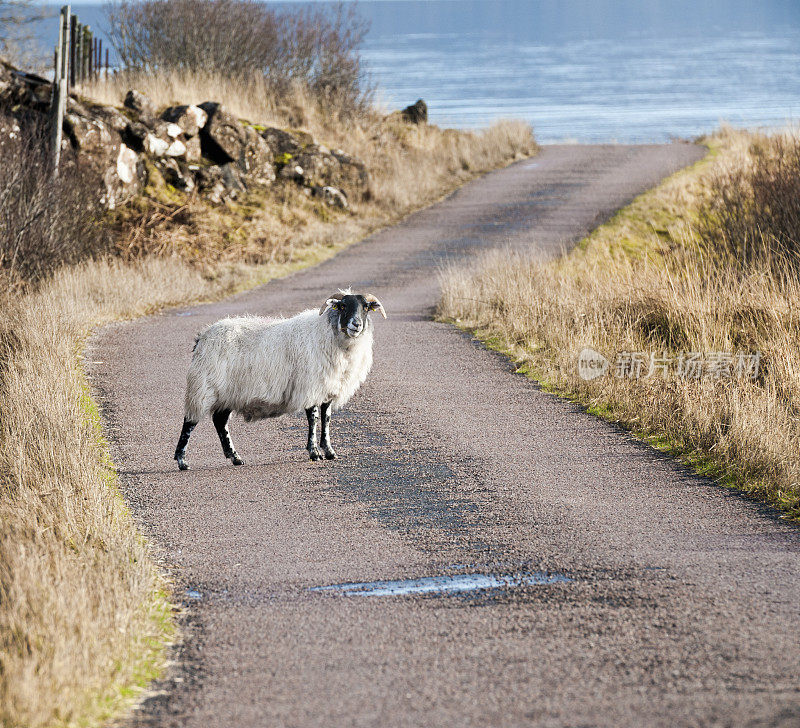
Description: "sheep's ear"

(319, 294), (344, 315)
(364, 294), (387, 319)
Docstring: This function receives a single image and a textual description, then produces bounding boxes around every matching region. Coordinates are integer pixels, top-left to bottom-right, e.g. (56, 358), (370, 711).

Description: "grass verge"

(439, 128), (800, 520)
(0, 106), (536, 726)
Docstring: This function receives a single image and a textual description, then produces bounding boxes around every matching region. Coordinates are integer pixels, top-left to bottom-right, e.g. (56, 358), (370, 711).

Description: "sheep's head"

(319, 291), (386, 338)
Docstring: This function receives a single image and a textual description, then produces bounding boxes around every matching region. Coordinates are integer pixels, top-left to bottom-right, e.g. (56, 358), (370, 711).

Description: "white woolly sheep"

(174, 290), (386, 469)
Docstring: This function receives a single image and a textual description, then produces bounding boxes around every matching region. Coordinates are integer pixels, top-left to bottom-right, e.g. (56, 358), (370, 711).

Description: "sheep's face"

(320, 292), (386, 339)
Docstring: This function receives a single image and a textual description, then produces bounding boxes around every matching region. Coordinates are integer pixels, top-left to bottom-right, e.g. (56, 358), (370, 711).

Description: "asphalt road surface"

(91, 144), (800, 728)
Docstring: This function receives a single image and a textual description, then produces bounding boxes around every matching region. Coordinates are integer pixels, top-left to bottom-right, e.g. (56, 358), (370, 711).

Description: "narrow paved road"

(92, 145), (800, 728)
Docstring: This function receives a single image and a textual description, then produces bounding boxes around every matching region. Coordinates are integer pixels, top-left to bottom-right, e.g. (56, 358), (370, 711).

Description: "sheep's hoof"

(308, 447), (323, 461)
(323, 448), (337, 460)
(230, 453), (243, 466)
(176, 458), (189, 471)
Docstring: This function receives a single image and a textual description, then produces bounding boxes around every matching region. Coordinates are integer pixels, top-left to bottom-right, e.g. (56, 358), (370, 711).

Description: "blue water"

(31, 0), (800, 142)
(310, 571), (571, 596)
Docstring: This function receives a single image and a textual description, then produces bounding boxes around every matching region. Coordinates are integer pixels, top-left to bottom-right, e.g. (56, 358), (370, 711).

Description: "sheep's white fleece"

(184, 310), (373, 423)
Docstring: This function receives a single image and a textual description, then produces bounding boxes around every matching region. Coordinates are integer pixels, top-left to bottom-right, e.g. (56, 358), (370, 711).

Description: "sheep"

(174, 290), (386, 470)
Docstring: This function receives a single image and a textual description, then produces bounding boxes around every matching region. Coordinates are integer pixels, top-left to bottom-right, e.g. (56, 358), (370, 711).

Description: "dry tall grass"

(0, 259), (214, 727)
(440, 129), (800, 518)
(0, 124), (110, 291)
(1, 73), (536, 726)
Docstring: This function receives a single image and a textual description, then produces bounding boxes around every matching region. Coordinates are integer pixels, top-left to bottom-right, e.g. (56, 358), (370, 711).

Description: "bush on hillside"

(0, 0), (49, 70)
(105, 0), (370, 113)
(0, 119), (108, 290)
(698, 133), (800, 269)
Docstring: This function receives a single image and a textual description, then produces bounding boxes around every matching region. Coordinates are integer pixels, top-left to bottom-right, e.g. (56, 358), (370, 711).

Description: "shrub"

(0, 117), (109, 291)
(698, 132), (800, 269)
(104, 0), (370, 113)
(0, 0), (49, 71)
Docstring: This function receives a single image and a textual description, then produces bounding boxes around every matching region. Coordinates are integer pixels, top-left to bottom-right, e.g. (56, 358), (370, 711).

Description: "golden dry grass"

(0, 259), (210, 728)
(439, 128), (800, 518)
(1, 74), (537, 727)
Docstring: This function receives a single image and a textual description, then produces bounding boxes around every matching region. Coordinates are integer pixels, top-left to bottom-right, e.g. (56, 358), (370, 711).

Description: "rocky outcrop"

(196, 102), (276, 187)
(197, 102), (247, 163)
(261, 126), (312, 157)
(104, 144), (145, 208)
(0, 63), (51, 111)
(0, 58), (371, 210)
(124, 89), (156, 121)
(161, 104), (207, 137)
(275, 143), (368, 204)
(401, 99), (428, 124)
(312, 185), (349, 209)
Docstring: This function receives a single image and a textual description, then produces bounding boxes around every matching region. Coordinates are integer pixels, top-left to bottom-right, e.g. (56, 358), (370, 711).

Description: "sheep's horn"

(319, 292), (345, 315)
(364, 294), (387, 319)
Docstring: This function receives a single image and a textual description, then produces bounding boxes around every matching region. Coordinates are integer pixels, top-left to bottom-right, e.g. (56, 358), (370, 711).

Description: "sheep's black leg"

(319, 401), (337, 460)
(174, 419), (196, 471)
(212, 409), (243, 466)
(305, 405), (322, 461)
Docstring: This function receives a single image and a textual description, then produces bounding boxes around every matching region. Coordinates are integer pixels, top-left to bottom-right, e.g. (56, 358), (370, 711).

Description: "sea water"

(31, 0), (800, 142)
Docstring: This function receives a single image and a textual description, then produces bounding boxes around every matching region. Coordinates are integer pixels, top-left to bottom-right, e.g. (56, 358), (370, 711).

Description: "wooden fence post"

(74, 21), (82, 84)
(86, 28), (93, 79)
(50, 5), (71, 176)
(84, 27), (91, 82)
(69, 14), (76, 88)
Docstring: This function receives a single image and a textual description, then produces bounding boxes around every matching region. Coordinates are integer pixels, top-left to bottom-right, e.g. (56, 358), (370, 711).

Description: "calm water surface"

(36, 0), (800, 142)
